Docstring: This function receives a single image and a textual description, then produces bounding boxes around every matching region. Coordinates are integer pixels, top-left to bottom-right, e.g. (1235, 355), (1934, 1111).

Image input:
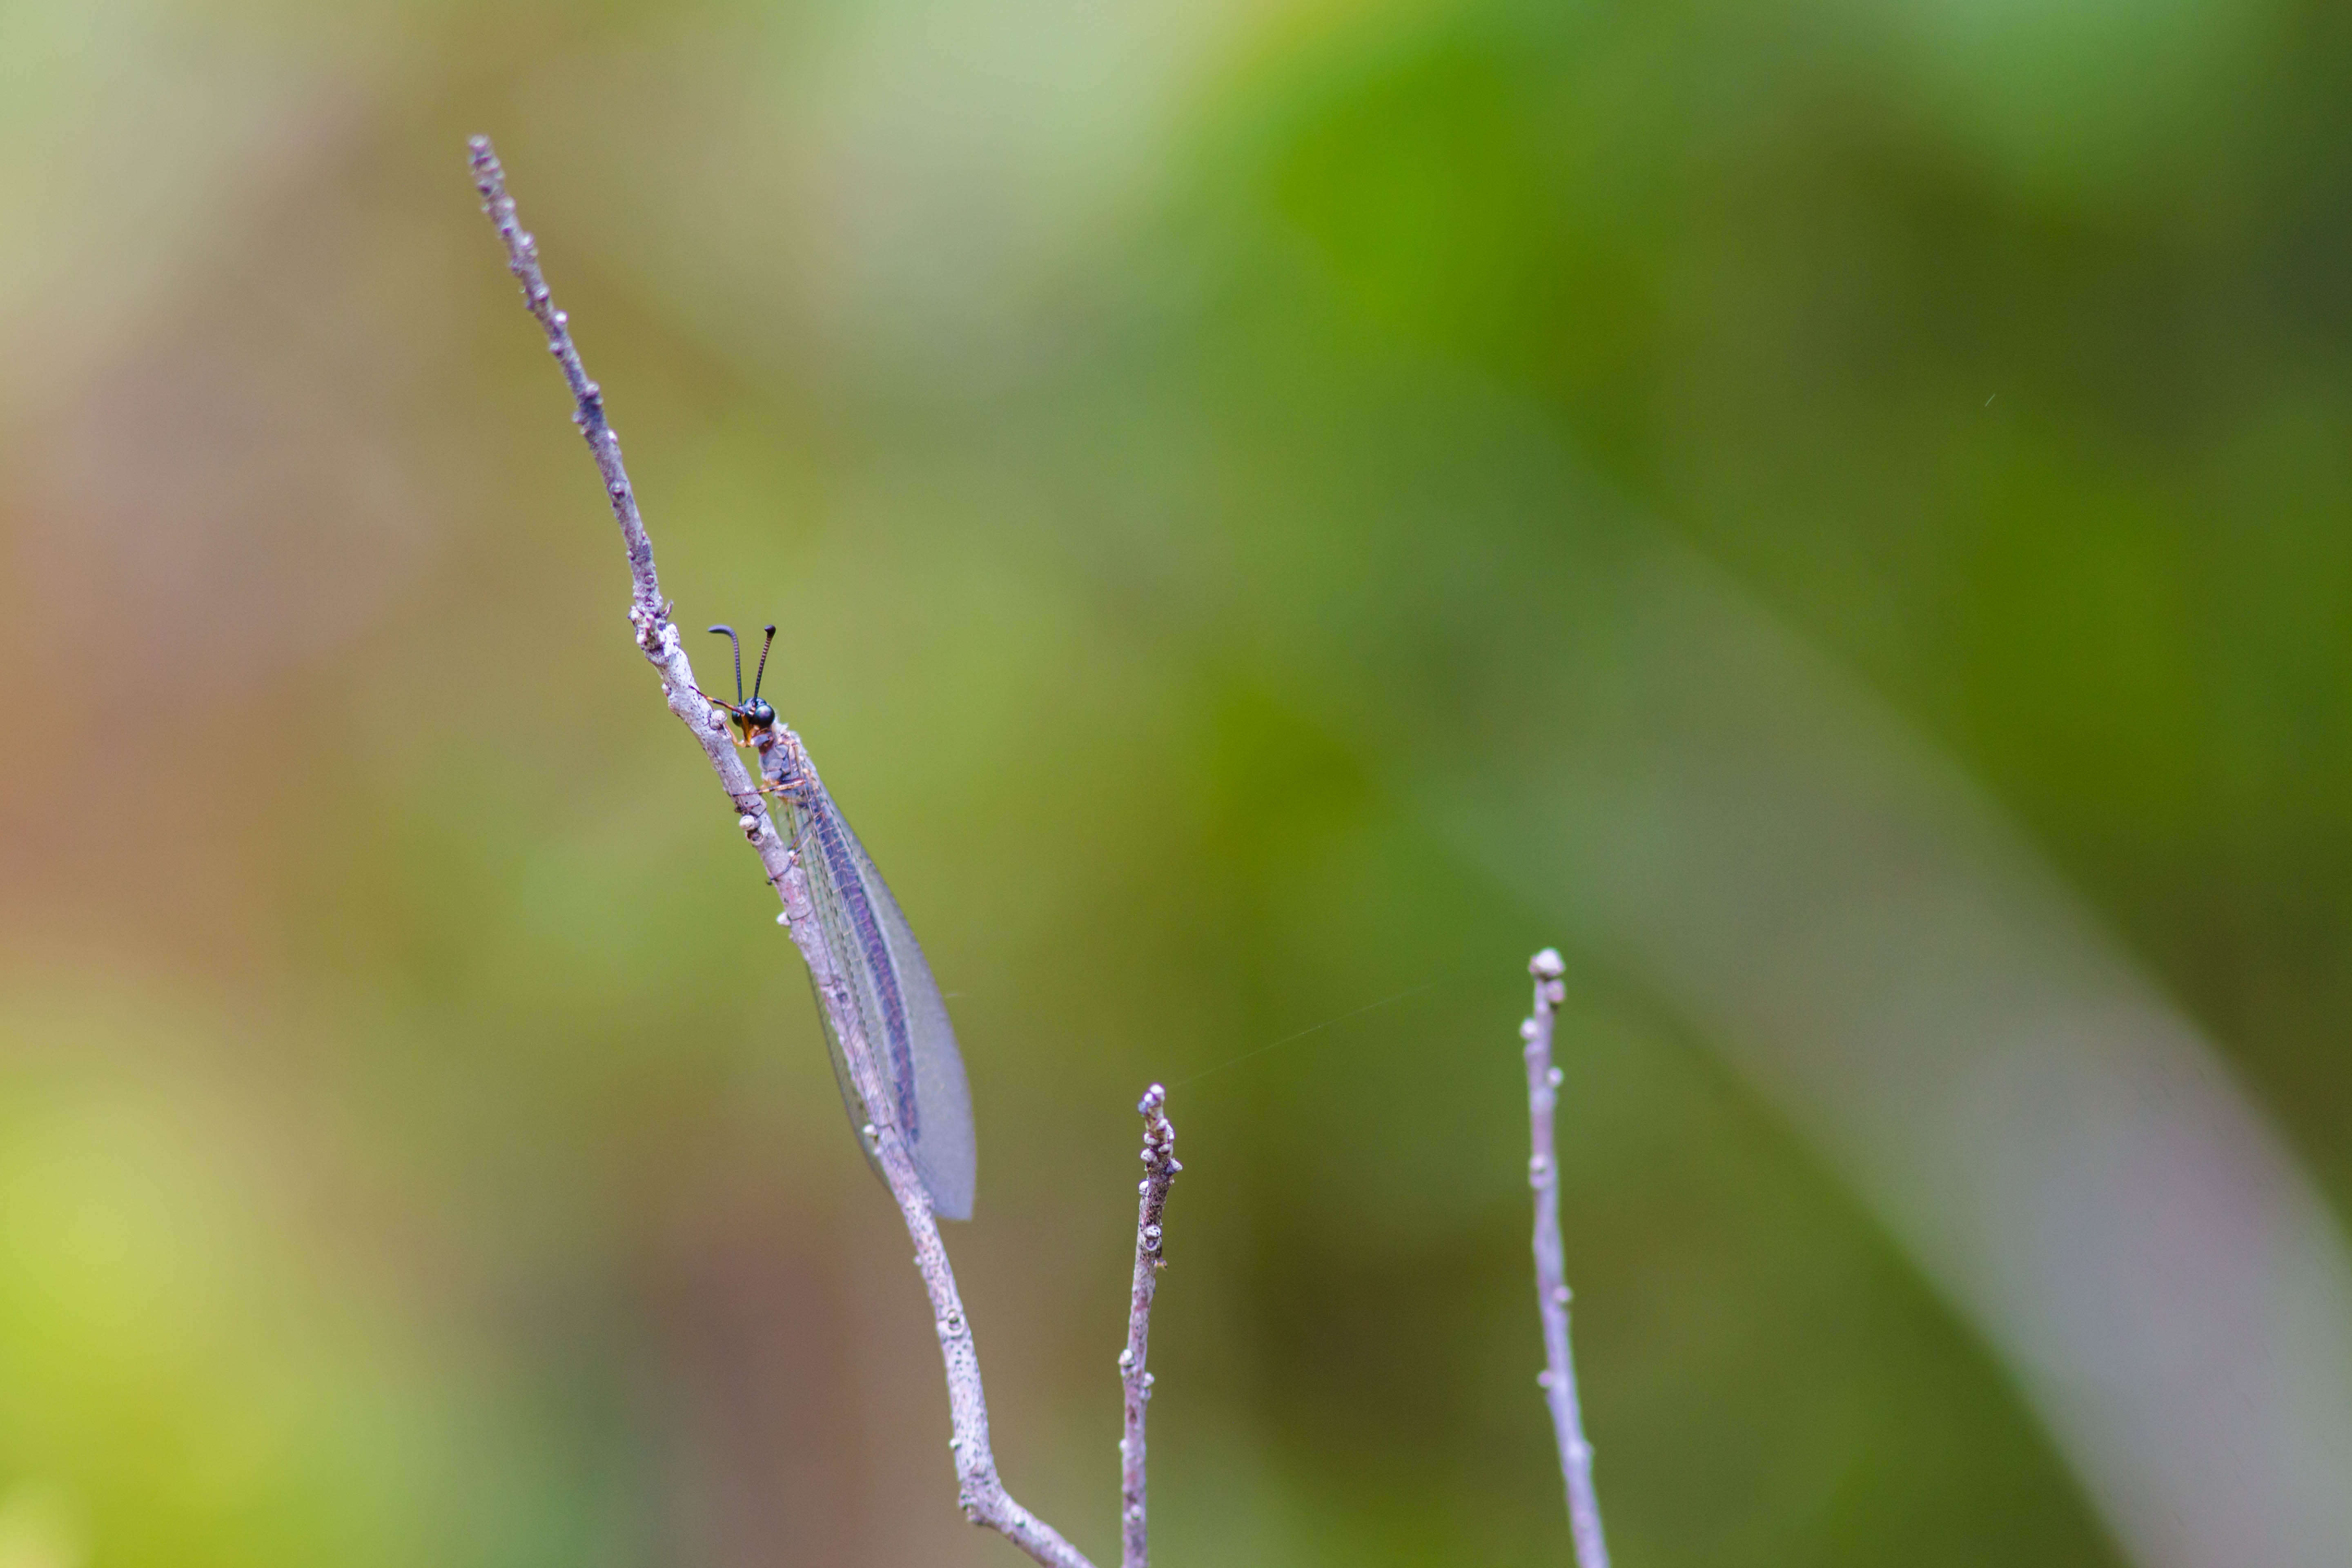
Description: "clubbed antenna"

(708, 624), (744, 704)
(753, 623), (777, 702)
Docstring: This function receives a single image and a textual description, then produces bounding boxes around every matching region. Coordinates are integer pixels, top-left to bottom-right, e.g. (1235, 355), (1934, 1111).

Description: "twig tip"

(1530, 947), (1566, 980)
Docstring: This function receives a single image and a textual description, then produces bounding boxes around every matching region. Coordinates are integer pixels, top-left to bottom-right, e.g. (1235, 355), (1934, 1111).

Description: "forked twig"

(469, 136), (1094, 1568)
(1119, 1086), (1180, 1568)
(1523, 948), (1609, 1568)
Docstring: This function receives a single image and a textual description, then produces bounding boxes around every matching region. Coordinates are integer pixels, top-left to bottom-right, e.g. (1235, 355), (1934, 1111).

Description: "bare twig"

(1523, 948), (1609, 1568)
(1119, 1085), (1180, 1568)
(469, 136), (1094, 1568)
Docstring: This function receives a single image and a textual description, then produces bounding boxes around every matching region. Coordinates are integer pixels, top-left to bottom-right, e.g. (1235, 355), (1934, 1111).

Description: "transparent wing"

(782, 786), (976, 1221)
(841, 817), (976, 1222)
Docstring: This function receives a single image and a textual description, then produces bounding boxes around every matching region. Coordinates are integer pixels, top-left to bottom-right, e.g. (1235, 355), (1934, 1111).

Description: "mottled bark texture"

(1523, 948), (1609, 1568)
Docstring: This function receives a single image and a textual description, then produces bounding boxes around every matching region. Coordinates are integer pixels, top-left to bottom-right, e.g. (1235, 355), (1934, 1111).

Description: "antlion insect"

(704, 621), (978, 1221)
(473, 136), (1103, 1566)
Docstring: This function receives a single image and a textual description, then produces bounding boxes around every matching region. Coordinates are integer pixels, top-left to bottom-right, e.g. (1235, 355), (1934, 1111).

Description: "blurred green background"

(4, 0), (2352, 1564)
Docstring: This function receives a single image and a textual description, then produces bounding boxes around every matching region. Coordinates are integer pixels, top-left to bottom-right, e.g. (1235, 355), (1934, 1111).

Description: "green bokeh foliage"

(3, 0), (2348, 1561)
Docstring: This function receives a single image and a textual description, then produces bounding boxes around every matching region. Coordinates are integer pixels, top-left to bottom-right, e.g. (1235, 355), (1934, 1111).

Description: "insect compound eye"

(749, 700), (776, 729)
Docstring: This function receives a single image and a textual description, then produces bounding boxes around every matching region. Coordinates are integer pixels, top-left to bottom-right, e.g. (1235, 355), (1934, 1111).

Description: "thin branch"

(469, 136), (1094, 1568)
(1523, 948), (1609, 1568)
(1119, 1085), (1180, 1568)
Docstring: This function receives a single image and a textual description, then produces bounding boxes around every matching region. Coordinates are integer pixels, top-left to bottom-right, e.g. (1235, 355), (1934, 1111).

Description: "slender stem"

(1524, 948), (1609, 1568)
(1119, 1086), (1180, 1568)
(469, 141), (661, 619)
(469, 136), (1094, 1568)
(873, 1128), (1095, 1567)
